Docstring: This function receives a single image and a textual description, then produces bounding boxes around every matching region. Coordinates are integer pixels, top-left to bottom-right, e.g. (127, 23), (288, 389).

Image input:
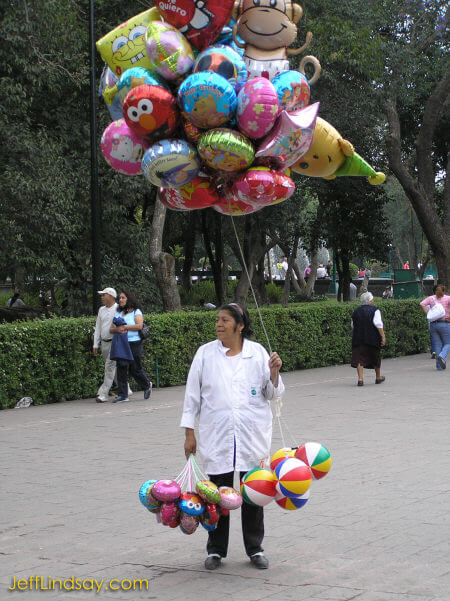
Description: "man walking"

(93, 287), (119, 403)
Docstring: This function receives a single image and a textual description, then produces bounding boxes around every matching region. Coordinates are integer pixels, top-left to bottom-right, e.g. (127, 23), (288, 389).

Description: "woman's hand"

(184, 428), (197, 459)
(269, 352), (282, 386)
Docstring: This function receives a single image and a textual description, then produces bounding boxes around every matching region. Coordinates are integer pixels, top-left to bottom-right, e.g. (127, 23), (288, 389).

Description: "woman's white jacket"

(180, 338), (285, 475)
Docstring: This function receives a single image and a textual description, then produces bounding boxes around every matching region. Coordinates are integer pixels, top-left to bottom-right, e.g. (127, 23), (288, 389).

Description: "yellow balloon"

(96, 8), (160, 78)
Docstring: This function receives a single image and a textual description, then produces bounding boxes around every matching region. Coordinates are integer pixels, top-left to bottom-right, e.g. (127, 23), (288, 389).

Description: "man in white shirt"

(93, 287), (118, 403)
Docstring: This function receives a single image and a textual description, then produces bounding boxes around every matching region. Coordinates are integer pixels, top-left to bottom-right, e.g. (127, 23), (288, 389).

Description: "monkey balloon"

(232, 0), (320, 83)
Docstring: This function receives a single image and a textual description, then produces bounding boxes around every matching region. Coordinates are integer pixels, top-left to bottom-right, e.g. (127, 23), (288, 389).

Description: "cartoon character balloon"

(96, 8), (160, 77)
(145, 21), (195, 80)
(101, 119), (148, 176)
(123, 85), (179, 140)
(156, 0), (236, 50)
(291, 117), (386, 185)
(142, 139), (200, 188)
(231, 0), (321, 82)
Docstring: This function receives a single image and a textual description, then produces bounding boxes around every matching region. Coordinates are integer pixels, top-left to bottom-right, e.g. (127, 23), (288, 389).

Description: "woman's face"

(215, 310), (240, 342)
(118, 293), (127, 308)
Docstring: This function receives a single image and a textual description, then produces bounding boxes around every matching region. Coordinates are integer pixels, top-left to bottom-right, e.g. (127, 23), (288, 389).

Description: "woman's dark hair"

(435, 284), (446, 297)
(219, 303), (253, 338)
(119, 290), (142, 312)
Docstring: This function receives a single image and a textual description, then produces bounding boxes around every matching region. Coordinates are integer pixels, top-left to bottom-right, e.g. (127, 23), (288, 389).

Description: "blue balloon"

(178, 72), (237, 130)
(193, 45), (248, 91)
(272, 70), (311, 113)
(142, 139), (200, 188)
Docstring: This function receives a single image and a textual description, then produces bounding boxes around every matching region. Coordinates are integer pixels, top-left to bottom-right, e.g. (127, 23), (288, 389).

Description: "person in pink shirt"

(420, 284), (450, 370)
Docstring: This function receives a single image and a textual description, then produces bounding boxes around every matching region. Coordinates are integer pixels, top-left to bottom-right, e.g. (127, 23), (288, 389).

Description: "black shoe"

(204, 555), (221, 570)
(357, 380), (364, 387)
(375, 376), (386, 384)
(144, 382), (152, 400)
(250, 554), (269, 569)
(438, 356), (446, 370)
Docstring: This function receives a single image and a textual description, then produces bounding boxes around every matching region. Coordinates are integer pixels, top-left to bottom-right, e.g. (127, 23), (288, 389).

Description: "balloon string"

(230, 216), (273, 355)
(230, 215), (289, 448)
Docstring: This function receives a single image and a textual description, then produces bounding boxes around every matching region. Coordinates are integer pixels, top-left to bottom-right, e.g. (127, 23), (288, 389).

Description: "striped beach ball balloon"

(275, 457), (312, 498)
(240, 468), (277, 506)
(275, 489), (310, 510)
(270, 447), (296, 471)
(295, 442), (332, 480)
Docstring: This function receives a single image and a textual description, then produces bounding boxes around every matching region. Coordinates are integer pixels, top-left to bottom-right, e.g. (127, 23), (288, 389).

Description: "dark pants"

(207, 471), (264, 558)
(116, 340), (150, 397)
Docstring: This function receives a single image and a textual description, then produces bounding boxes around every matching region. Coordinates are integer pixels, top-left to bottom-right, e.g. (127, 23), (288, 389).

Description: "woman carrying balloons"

(181, 303), (284, 570)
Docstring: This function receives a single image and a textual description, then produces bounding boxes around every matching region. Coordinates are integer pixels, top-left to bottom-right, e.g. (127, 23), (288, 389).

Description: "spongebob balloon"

(291, 117), (386, 185)
(231, 0), (321, 83)
(96, 8), (160, 78)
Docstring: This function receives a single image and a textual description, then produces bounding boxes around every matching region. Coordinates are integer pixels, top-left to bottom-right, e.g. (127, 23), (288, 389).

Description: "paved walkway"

(1, 354), (448, 601)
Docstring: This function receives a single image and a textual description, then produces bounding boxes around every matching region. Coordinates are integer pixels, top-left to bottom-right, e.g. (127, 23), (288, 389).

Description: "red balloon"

(158, 175), (219, 211)
(123, 84), (178, 141)
(233, 167), (295, 207)
(155, 0), (235, 50)
(213, 189), (261, 216)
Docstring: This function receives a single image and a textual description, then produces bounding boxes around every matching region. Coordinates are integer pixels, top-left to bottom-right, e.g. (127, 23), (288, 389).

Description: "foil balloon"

(196, 480), (221, 504)
(145, 21), (194, 80)
(178, 72), (237, 129)
(182, 116), (202, 144)
(103, 67), (167, 108)
(233, 166), (295, 207)
(237, 78), (280, 140)
(156, 0), (235, 51)
(96, 8), (160, 77)
(138, 479), (158, 508)
(101, 119), (148, 176)
(160, 501), (180, 525)
(193, 45), (248, 91)
(180, 513), (199, 534)
(123, 85), (179, 140)
(291, 117), (386, 184)
(256, 102), (319, 169)
(198, 128), (254, 172)
(272, 70), (310, 112)
(98, 65), (123, 120)
(218, 486), (243, 510)
(158, 175), (219, 210)
(231, 0), (321, 83)
(151, 479), (182, 502)
(213, 189), (260, 216)
(142, 139), (200, 188)
(178, 492), (205, 516)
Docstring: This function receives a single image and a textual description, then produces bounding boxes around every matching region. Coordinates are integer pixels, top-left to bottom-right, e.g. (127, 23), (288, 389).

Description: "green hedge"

(0, 300), (429, 409)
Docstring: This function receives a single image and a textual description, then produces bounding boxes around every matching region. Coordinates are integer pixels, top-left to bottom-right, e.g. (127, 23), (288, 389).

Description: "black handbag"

(139, 323), (150, 340)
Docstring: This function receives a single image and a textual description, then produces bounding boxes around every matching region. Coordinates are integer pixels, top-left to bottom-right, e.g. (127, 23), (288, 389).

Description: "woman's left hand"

(269, 352), (282, 385)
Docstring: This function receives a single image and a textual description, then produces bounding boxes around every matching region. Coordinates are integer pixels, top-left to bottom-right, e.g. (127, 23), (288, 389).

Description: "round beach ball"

(240, 468), (277, 507)
(275, 489), (310, 510)
(274, 457), (312, 498)
(270, 448), (296, 472)
(295, 442), (332, 480)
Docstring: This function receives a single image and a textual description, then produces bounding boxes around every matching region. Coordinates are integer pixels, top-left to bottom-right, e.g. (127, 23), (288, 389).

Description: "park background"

(0, 1), (448, 407)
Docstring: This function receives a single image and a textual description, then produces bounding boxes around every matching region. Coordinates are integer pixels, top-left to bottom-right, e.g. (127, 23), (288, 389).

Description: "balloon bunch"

(139, 454), (242, 534)
(97, 3), (385, 217)
(241, 442), (331, 510)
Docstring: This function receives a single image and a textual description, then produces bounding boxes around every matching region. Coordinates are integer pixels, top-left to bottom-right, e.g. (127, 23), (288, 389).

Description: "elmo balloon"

(123, 85), (178, 141)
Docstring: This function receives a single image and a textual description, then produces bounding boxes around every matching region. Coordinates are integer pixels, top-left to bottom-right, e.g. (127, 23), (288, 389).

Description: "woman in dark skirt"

(351, 292), (386, 386)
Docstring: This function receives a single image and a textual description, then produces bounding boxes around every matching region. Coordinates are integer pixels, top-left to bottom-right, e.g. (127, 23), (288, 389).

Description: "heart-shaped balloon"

(155, 0), (235, 50)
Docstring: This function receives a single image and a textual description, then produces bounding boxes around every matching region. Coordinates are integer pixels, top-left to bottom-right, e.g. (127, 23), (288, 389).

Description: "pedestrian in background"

(110, 290), (152, 403)
(420, 284), (450, 370)
(93, 287), (118, 403)
(351, 292), (386, 386)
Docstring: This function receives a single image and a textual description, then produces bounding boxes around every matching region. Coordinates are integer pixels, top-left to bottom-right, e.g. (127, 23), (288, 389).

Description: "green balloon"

(198, 128), (254, 172)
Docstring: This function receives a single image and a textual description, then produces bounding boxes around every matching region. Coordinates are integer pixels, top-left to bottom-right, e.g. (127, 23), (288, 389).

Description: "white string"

(229, 215), (286, 447)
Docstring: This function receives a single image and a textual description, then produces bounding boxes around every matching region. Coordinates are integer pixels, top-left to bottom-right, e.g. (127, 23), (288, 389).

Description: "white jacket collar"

(216, 338), (254, 358)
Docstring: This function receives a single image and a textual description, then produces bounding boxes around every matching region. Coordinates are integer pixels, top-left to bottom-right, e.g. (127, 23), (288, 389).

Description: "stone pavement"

(1, 353), (449, 601)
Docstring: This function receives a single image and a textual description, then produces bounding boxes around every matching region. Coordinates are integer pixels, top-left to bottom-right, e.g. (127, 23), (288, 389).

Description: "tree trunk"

(181, 212), (196, 291)
(384, 70), (450, 286)
(252, 255), (268, 306)
(201, 211), (225, 305)
(149, 199), (181, 312)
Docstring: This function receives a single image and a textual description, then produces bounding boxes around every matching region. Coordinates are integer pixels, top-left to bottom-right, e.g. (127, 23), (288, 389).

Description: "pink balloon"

(237, 78), (280, 140)
(256, 103), (319, 169)
(160, 501), (180, 525)
(100, 119), (148, 175)
(213, 188), (262, 216)
(233, 167), (295, 207)
(151, 479), (181, 501)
